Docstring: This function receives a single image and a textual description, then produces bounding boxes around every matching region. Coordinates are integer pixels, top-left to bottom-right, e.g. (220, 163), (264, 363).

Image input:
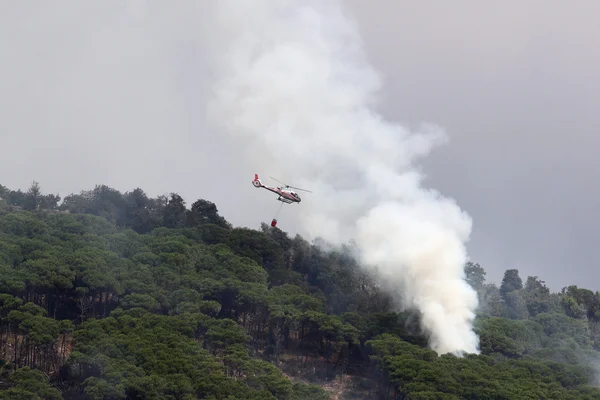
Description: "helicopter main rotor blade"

(269, 176), (313, 193)
(288, 185), (312, 193)
(269, 176), (285, 185)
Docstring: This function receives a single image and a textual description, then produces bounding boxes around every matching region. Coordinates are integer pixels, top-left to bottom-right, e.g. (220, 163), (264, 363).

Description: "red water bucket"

(271, 218), (277, 227)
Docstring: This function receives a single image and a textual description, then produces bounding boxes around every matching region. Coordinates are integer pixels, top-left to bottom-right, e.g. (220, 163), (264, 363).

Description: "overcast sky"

(1, 1), (599, 291)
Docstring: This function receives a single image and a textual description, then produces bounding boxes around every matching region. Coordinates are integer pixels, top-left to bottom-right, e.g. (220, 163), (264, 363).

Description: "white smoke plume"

(207, 0), (480, 355)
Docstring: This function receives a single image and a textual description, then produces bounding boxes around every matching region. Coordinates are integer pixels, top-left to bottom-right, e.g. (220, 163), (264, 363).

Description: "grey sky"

(343, 0), (600, 290)
(1, 1), (599, 291)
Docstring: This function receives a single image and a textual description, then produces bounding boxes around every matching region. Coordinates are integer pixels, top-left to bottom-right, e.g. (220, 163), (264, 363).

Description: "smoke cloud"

(207, 0), (479, 355)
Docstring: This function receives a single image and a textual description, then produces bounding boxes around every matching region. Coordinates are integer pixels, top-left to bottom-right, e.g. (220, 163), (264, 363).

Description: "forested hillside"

(1, 181), (600, 399)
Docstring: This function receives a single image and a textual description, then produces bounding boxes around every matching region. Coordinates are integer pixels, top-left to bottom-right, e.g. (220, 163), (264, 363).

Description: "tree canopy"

(1, 181), (600, 399)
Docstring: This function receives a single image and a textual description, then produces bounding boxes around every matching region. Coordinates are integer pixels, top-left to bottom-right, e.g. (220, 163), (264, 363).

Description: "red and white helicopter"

(252, 174), (312, 204)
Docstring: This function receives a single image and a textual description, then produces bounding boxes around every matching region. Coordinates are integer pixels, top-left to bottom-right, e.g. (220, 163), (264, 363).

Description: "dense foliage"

(1, 181), (600, 399)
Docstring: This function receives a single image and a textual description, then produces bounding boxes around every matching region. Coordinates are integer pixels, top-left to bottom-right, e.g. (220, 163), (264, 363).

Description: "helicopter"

(252, 173), (312, 204)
